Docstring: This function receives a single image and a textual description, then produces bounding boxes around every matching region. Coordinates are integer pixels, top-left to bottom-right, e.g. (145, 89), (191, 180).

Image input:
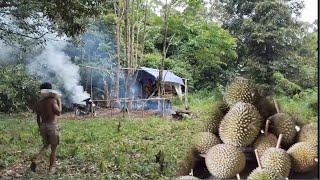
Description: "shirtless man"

(30, 82), (62, 173)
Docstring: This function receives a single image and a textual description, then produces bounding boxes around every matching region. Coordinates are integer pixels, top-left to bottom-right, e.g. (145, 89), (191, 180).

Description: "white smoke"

(27, 37), (90, 103)
(0, 41), (16, 66)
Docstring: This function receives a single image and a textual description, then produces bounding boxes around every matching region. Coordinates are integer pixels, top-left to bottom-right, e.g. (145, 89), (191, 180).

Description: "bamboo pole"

(265, 120), (270, 136)
(91, 69), (93, 117)
(273, 98), (280, 113)
(276, 134), (283, 149)
(254, 149), (262, 170)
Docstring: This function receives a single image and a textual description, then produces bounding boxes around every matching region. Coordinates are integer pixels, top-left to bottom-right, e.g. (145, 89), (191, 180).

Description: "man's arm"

(56, 98), (62, 111)
(34, 102), (41, 128)
(53, 98), (62, 116)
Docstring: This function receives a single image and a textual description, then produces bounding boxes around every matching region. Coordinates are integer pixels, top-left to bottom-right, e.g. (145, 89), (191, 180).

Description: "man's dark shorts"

(39, 123), (60, 145)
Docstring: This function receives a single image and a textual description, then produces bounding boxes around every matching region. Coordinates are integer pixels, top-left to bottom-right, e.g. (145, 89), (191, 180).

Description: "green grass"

(0, 89), (317, 179)
(275, 88), (318, 124)
(0, 114), (202, 179)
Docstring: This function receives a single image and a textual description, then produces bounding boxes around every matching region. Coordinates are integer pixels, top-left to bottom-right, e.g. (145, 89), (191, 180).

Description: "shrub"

(0, 65), (40, 113)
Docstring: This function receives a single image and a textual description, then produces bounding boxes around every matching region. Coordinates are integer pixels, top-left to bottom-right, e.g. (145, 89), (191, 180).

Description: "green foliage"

(215, 0), (306, 88)
(142, 53), (174, 69)
(0, 65), (40, 113)
(272, 72), (302, 96)
(295, 32), (318, 88)
(0, 0), (108, 47)
(276, 88), (318, 124)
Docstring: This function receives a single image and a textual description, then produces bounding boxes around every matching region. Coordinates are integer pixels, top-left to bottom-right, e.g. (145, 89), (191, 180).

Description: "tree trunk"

(114, 0), (121, 101)
(159, 0), (169, 97)
(140, 0), (148, 64)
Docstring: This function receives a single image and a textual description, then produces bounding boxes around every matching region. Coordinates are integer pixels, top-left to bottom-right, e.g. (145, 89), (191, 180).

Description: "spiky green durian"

(287, 142), (318, 173)
(205, 144), (246, 178)
(219, 102), (261, 147)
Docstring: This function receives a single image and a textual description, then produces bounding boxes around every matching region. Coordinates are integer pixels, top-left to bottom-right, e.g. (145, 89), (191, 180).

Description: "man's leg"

(49, 144), (58, 172)
(34, 143), (50, 162)
(48, 128), (59, 172)
(30, 130), (49, 172)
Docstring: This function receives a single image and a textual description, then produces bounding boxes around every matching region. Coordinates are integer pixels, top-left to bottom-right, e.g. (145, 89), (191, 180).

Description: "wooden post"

(142, 100), (144, 117)
(162, 99), (165, 117)
(111, 100), (113, 117)
(140, 80), (143, 99)
(170, 82), (173, 101)
(184, 79), (189, 110)
(91, 69), (94, 117)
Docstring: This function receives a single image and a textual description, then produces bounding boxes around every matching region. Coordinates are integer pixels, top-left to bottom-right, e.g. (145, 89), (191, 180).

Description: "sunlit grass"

(0, 115), (202, 179)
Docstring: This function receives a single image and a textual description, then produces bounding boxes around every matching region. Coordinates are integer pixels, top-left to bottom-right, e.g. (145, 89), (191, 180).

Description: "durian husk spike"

(236, 173), (241, 180)
(315, 158), (318, 162)
(264, 120), (270, 136)
(254, 149), (262, 170)
(273, 98), (280, 113)
(276, 134), (283, 149)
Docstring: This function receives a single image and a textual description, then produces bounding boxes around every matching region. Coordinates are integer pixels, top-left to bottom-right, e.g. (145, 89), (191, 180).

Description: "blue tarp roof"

(138, 67), (184, 85)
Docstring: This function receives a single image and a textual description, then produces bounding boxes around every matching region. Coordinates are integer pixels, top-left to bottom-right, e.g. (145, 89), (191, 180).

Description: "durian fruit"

(267, 99), (297, 148)
(219, 102), (261, 147)
(260, 134), (292, 178)
(201, 101), (229, 134)
(248, 168), (285, 180)
(287, 142), (318, 173)
(297, 123), (318, 147)
(268, 112), (297, 147)
(193, 132), (221, 154)
(223, 77), (259, 106)
(205, 144), (246, 178)
(253, 120), (278, 157)
(247, 149), (285, 180)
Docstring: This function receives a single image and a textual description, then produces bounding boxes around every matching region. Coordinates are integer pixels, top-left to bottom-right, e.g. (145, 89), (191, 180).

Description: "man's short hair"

(40, 82), (52, 90)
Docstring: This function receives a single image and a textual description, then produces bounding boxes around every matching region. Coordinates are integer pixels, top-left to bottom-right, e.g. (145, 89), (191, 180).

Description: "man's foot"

(48, 166), (57, 175)
(30, 161), (37, 172)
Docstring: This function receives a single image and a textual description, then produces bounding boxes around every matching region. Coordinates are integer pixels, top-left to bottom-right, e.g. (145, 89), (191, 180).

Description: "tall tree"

(0, 0), (105, 48)
(211, 0), (305, 89)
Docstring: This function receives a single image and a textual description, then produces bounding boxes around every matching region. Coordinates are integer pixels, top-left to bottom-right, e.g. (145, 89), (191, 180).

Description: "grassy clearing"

(0, 114), (202, 179)
(0, 89), (317, 179)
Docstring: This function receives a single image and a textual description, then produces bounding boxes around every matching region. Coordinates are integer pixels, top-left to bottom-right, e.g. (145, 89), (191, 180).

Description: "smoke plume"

(27, 37), (90, 104)
(0, 41), (16, 66)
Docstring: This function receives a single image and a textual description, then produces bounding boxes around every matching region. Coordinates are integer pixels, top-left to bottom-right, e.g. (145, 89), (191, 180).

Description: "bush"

(0, 65), (41, 113)
(276, 87), (318, 124)
(273, 72), (302, 96)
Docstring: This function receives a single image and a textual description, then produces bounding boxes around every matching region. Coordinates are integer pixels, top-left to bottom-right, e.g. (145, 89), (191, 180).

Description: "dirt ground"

(60, 107), (177, 120)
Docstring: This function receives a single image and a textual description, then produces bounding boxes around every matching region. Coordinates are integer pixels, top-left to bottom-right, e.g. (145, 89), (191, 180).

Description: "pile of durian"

(177, 77), (318, 180)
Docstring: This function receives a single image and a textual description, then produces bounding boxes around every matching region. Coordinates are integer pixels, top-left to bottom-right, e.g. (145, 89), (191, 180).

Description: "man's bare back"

(36, 97), (61, 126)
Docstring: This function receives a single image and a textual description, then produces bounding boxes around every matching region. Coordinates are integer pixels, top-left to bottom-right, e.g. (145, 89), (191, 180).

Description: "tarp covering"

(138, 67), (184, 85)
